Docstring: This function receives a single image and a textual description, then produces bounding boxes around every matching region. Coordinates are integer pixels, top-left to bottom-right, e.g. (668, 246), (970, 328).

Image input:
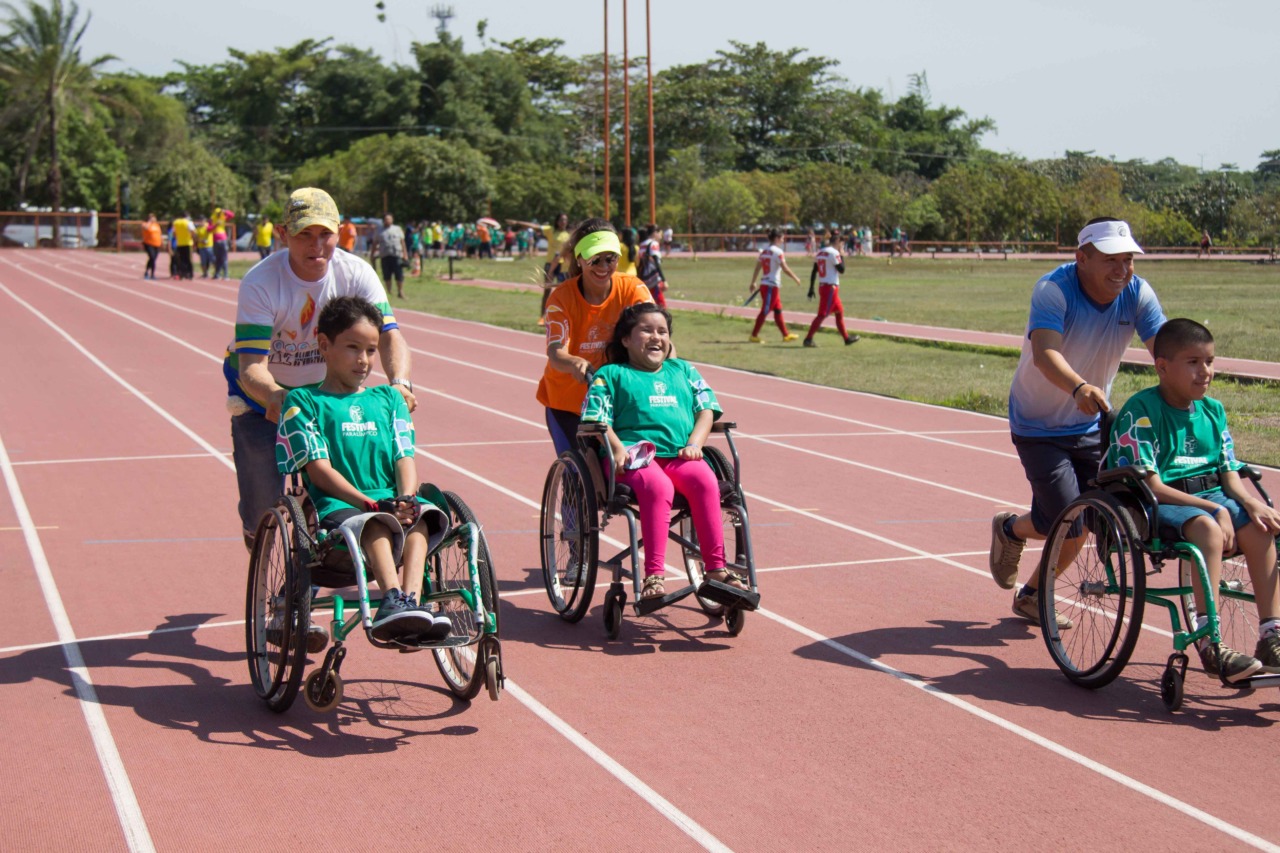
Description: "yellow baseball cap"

(284, 188), (340, 235)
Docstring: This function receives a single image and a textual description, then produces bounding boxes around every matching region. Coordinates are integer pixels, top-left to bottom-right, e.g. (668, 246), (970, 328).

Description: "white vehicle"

(1, 209), (98, 248)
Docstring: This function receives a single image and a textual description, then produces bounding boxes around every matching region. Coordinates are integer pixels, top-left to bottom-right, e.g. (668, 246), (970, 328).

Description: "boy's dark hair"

(317, 295), (383, 340)
(605, 302), (674, 364)
(1153, 318), (1213, 360)
(767, 228), (781, 242)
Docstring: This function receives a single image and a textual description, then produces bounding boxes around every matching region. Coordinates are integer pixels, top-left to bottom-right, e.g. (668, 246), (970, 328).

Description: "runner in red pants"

(804, 232), (859, 347)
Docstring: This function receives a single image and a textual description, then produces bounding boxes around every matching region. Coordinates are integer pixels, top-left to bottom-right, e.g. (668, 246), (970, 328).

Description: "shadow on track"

(794, 618), (1280, 731)
(0, 613), (477, 755)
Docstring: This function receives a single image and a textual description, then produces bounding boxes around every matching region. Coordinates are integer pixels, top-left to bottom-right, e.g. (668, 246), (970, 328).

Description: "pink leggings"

(618, 457), (725, 577)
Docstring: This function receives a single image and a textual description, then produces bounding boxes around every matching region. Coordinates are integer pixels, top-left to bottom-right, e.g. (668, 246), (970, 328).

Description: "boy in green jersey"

(1107, 319), (1280, 682)
(276, 296), (450, 643)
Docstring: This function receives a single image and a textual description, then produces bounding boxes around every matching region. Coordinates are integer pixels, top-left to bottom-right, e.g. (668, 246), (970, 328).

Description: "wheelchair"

(245, 479), (504, 713)
(539, 420), (760, 640)
(1036, 463), (1280, 711)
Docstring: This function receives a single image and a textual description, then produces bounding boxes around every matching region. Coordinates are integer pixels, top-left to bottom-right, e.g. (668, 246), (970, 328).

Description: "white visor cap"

(1077, 220), (1144, 255)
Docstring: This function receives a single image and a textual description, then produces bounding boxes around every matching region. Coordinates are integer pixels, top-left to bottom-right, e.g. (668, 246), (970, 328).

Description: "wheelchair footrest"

(634, 584), (697, 615)
(1237, 672), (1280, 690)
(697, 580), (760, 611)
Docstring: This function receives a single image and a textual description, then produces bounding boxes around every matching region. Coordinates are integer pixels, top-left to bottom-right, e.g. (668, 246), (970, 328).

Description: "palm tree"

(0, 0), (115, 231)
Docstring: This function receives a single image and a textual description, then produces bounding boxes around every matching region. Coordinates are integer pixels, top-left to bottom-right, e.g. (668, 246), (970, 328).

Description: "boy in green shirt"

(1107, 319), (1280, 682)
(276, 295), (450, 643)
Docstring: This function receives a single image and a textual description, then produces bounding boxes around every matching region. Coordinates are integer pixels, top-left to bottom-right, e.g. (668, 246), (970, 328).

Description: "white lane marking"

(758, 608), (1280, 853)
(715, 388), (1020, 460)
(0, 429), (156, 853)
(0, 550), (1020, 655)
(0, 283), (234, 472)
(14, 452), (229, 467)
(740, 433), (1022, 507)
(502, 679), (732, 853)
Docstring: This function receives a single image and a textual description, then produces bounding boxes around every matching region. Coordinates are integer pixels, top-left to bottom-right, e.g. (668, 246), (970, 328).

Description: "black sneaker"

(1254, 633), (1280, 668)
(1198, 642), (1263, 684)
(844, 335), (860, 345)
(371, 589), (437, 643)
(411, 596), (454, 643)
(802, 338), (817, 348)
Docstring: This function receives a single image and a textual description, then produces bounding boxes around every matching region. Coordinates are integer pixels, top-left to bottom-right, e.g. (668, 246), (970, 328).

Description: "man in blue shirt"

(989, 218), (1166, 627)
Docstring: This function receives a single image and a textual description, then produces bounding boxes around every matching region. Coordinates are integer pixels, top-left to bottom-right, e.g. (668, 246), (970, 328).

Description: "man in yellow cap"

(224, 188), (418, 648)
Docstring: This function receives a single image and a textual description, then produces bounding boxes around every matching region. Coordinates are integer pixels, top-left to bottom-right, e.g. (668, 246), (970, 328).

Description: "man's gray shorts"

(1012, 431), (1103, 536)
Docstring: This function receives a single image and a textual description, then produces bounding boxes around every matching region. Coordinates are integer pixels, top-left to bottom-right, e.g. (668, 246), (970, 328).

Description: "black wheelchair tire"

(431, 492), (498, 700)
(245, 500), (311, 712)
(539, 450), (599, 623)
(1038, 490), (1146, 689)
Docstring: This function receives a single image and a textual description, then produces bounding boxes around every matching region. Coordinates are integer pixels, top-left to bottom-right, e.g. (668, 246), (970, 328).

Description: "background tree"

(292, 133), (494, 223)
(135, 139), (248, 217)
(0, 0), (116, 219)
(688, 173), (761, 238)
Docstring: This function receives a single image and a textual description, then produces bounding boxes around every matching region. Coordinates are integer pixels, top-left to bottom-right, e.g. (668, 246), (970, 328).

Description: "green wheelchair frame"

(246, 479), (503, 713)
(538, 420), (760, 640)
(1036, 463), (1279, 711)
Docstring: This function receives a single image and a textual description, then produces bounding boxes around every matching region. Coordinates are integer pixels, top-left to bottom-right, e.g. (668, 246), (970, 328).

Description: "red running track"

(1, 250), (1278, 852)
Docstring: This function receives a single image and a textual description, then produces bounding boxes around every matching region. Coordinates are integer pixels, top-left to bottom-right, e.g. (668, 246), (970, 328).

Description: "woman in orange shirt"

(141, 213), (163, 280)
(537, 218), (654, 454)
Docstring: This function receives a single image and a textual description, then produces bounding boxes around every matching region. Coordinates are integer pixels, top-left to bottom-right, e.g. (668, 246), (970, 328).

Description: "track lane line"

(0, 428), (156, 853)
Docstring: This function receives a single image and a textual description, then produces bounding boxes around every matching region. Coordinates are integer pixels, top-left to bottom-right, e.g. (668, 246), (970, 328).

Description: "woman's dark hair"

(620, 226), (638, 255)
(605, 302), (673, 364)
(564, 217), (619, 279)
(317, 295), (383, 340)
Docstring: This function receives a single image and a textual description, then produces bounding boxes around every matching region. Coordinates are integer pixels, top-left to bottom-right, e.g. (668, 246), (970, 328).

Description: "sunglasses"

(586, 253), (620, 268)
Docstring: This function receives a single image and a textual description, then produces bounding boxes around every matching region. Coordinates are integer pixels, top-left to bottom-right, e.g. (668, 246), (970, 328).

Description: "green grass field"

(230, 253), (1280, 466)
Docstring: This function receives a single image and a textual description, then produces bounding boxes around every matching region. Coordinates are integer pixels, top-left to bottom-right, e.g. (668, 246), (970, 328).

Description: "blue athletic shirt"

(1007, 263), (1164, 438)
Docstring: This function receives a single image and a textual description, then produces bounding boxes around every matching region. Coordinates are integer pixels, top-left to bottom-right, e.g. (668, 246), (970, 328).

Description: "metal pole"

(603, 1), (610, 219)
(623, 0), (631, 228)
(645, 0), (656, 225)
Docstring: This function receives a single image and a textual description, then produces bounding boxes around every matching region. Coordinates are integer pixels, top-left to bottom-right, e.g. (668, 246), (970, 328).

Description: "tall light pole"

(645, 0), (656, 226)
(603, 1), (610, 219)
(623, 0), (632, 227)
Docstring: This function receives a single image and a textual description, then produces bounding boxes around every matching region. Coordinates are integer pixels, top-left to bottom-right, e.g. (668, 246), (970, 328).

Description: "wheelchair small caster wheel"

(1160, 664), (1184, 712)
(725, 607), (745, 637)
(485, 657), (502, 702)
(303, 669), (343, 712)
(603, 590), (624, 640)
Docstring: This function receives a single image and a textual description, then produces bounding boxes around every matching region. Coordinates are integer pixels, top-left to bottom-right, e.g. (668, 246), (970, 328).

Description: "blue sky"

(76, 0), (1280, 172)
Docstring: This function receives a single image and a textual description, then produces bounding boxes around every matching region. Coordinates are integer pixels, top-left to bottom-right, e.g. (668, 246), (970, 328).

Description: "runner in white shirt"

(803, 233), (859, 347)
(747, 229), (802, 343)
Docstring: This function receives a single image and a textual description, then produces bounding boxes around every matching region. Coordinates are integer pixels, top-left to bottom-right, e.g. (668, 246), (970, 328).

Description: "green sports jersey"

(276, 384), (415, 518)
(581, 358), (721, 457)
(1106, 386), (1242, 489)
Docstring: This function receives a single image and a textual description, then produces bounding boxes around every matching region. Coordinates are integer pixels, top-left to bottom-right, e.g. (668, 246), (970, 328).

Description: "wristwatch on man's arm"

(390, 377), (414, 393)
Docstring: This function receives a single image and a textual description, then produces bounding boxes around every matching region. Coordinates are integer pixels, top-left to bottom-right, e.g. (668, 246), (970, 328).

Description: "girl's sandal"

(704, 569), (747, 590)
(641, 574), (666, 600)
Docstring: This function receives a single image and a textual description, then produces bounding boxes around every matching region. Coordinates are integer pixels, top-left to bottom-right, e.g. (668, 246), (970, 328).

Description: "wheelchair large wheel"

(245, 498), (312, 712)
(1037, 490), (1146, 689)
(680, 503), (751, 618)
(1180, 552), (1258, 659)
(431, 492), (500, 700)
(539, 450), (599, 623)
(679, 447), (747, 617)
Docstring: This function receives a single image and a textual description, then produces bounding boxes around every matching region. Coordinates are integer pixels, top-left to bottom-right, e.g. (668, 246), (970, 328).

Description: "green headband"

(575, 230), (621, 260)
